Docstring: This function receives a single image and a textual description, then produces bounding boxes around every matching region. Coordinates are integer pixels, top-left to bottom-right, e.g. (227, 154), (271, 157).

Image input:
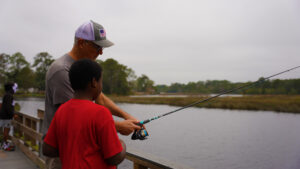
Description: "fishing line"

(131, 65), (300, 140)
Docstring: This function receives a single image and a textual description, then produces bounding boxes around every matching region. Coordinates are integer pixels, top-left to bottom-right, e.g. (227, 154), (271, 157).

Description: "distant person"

(42, 20), (141, 168)
(43, 59), (126, 169)
(0, 82), (18, 151)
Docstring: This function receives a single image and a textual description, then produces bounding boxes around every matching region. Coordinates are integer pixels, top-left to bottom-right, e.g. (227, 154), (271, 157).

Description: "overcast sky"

(1, 0), (299, 85)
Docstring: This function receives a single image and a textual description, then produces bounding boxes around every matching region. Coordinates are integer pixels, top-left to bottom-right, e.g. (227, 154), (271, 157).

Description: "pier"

(0, 109), (186, 169)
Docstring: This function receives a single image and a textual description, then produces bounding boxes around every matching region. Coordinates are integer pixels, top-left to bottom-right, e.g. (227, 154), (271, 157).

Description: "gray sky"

(1, 0), (299, 85)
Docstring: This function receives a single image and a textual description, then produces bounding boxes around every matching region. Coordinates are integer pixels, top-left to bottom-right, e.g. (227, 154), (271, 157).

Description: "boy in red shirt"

(43, 59), (126, 169)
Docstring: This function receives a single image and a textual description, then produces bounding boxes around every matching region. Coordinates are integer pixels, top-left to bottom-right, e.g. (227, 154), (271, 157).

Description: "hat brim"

(93, 39), (114, 48)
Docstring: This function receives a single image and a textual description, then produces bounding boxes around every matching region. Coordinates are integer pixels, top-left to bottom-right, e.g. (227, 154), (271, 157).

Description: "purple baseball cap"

(75, 20), (114, 48)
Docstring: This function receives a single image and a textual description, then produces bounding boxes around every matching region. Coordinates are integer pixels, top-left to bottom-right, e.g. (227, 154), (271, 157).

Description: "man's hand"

(115, 120), (142, 135)
(96, 93), (146, 135)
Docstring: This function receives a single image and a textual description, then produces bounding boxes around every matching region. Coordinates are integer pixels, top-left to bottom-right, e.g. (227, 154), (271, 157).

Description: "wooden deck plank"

(0, 146), (40, 169)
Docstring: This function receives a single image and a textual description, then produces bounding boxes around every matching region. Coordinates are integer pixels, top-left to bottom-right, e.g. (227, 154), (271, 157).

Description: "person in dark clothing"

(0, 82), (18, 151)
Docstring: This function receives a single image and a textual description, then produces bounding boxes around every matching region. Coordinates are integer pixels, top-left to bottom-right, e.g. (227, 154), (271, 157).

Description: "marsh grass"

(110, 95), (300, 113)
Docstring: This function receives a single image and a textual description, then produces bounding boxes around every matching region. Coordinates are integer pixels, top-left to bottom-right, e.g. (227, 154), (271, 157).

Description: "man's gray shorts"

(0, 120), (11, 128)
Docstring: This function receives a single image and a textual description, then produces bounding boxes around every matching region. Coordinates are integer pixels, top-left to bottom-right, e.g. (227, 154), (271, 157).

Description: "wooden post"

(134, 163), (148, 169)
(30, 120), (36, 146)
(24, 118), (31, 146)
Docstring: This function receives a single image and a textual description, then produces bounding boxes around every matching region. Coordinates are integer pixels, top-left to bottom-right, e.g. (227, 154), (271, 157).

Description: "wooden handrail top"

(126, 148), (192, 169)
(12, 120), (43, 142)
(15, 111), (40, 121)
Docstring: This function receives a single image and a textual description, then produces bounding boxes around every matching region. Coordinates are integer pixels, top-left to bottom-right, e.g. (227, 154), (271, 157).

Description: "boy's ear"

(91, 78), (97, 88)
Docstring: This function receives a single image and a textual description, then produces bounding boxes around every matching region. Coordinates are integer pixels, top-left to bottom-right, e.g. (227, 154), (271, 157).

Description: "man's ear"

(77, 38), (86, 48)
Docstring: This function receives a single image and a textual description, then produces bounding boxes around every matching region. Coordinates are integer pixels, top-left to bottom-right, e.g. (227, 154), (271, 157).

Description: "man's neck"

(68, 47), (86, 61)
(68, 50), (80, 61)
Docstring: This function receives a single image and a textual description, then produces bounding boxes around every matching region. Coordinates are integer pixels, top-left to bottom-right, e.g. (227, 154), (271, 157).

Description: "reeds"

(110, 95), (300, 113)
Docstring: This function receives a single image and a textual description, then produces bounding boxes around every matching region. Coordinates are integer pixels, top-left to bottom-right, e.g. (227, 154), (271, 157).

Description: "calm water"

(130, 94), (243, 98)
(10, 98), (300, 169)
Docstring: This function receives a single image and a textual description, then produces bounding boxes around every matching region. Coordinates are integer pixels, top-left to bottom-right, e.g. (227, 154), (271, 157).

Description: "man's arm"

(96, 93), (133, 118)
(95, 93), (141, 135)
(104, 139), (126, 166)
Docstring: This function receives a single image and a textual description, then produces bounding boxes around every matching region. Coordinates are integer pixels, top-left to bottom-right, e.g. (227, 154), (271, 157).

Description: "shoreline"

(109, 95), (300, 114)
(2, 94), (299, 114)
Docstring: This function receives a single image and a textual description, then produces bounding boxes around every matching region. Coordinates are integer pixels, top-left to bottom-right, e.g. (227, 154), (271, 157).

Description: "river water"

(11, 98), (300, 169)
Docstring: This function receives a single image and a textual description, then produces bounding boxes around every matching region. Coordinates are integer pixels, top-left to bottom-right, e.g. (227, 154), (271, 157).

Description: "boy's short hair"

(69, 59), (102, 91)
(4, 82), (14, 92)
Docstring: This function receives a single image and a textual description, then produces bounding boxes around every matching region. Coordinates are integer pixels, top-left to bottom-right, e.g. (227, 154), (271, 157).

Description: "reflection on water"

(7, 98), (300, 169)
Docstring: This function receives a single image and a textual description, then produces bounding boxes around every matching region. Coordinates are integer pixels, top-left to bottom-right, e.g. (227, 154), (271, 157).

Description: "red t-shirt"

(44, 99), (123, 169)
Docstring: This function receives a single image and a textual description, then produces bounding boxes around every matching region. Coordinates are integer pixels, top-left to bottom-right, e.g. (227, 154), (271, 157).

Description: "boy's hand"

(115, 120), (141, 135)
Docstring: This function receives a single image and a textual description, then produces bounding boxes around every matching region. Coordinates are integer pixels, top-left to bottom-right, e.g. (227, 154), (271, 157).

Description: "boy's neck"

(73, 91), (93, 101)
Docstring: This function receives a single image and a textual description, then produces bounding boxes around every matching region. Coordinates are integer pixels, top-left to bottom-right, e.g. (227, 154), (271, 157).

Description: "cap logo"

(99, 29), (106, 38)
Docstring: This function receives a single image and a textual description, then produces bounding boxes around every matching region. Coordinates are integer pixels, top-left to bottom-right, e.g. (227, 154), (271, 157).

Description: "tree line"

(0, 52), (154, 95)
(155, 79), (300, 95)
(0, 52), (53, 92)
(0, 52), (299, 96)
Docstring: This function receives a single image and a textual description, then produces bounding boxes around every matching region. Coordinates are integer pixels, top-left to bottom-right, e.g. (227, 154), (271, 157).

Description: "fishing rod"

(131, 66), (300, 140)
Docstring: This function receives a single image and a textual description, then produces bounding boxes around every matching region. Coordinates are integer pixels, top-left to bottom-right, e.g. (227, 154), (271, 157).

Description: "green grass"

(32, 145), (39, 152)
(110, 95), (300, 113)
(25, 141), (31, 147)
(0, 93), (45, 98)
(14, 132), (20, 138)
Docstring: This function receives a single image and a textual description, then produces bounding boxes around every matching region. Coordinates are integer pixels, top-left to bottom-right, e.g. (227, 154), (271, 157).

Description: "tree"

(168, 82), (184, 93)
(16, 66), (35, 90)
(98, 58), (133, 95)
(32, 52), (54, 90)
(136, 74), (154, 93)
(8, 52), (29, 70)
(6, 52), (29, 81)
(155, 84), (168, 93)
(6, 52), (33, 90)
(0, 53), (10, 86)
(126, 68), (137, 92)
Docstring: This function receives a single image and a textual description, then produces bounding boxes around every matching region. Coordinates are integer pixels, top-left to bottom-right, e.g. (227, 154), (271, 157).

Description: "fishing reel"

(131, 126), (149, 140)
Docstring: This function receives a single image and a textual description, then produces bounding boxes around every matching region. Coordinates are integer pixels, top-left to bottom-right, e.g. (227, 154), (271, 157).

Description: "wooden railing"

(11, 111), (44, 168)
(11, 110), (187, 169)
